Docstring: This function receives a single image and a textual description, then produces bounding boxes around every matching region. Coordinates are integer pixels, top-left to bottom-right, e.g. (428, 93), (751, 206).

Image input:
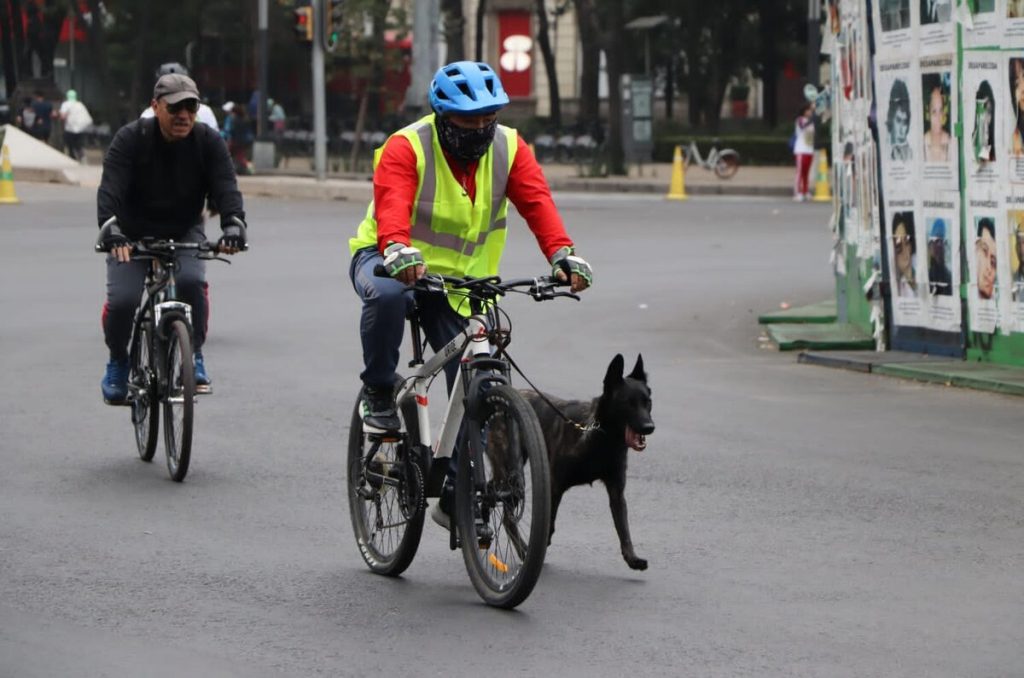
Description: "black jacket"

(97, 117), (245, 239)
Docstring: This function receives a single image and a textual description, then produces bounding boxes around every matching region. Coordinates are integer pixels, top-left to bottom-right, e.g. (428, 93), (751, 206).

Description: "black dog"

(522, 354), (654, 570)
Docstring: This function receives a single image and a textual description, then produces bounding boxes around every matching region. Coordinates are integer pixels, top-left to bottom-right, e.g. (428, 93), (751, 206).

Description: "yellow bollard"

(0, 145), (20, 204)
(666, 144), (687, 201)
(811, 149), (832, 202)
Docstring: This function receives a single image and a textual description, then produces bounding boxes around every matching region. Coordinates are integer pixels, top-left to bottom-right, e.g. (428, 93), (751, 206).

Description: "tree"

(577, 0), (625, 174)
(440, 0), (464, 63)
(534, 0), (561, 130)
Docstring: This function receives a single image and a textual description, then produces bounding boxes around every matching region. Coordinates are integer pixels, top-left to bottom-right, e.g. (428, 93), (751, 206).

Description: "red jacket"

(371, 132), (573, 259)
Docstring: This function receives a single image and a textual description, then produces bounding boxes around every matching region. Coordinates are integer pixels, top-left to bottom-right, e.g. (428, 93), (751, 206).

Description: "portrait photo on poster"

(918, 0), (954, 53)
(880, 0), (910, 30)
(926, 216), (953, 296)
(922, 194), (962, 332)
(891, 210), (919, 298)
(874, 0), (915, 56)
(1010, 57), (1024, 160)
(888, 79), (913, 161)
(1007, 0), (1024, 45)
(975, 215), (998, 302)
(922, 70), (953, 162)
(1009, 209), (1024, 303)
(963, 55), (1003, 186)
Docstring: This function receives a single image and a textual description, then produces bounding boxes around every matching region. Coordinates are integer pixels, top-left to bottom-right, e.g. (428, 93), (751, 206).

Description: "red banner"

(497, 11), (532, 98)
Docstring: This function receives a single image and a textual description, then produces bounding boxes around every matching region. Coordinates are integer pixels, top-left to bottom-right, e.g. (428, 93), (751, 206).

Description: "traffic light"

(293, 5), (313, 43)
(322, 0), (344, 53)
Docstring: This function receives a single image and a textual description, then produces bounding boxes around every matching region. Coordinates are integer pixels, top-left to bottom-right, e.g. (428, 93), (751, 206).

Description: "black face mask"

(436, 114), (497, 162)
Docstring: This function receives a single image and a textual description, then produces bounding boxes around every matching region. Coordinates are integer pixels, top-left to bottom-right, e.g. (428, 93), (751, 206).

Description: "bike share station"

(760, 0), (1024, 394)
(622, 74), (655, 173)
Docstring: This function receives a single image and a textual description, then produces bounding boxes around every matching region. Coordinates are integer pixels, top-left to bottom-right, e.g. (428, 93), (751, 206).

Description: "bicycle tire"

(714, 150), (741, 179)
(162, 320), (194, 482)
(456, 384), (550, 608)
(130, 322), (159, 461)
(346, 384), (426, 577)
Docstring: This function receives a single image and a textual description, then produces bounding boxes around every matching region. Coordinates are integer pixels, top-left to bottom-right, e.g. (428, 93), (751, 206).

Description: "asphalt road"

(2, 184), (1022, 677)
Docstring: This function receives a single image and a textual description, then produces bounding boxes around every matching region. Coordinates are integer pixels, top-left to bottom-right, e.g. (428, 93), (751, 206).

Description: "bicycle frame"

(368, 312), (495, 466)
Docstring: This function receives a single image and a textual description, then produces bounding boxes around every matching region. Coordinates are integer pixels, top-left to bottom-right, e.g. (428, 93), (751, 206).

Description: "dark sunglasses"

(166, 98), (199, 114)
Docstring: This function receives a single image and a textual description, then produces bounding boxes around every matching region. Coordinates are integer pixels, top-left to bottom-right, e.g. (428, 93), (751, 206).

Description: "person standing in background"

(59, 90), (93, 162)
(792, 103), (816, 202)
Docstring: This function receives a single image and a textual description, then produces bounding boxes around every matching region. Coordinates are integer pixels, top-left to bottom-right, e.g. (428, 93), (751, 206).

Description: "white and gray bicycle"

(347, 270), (577, 608)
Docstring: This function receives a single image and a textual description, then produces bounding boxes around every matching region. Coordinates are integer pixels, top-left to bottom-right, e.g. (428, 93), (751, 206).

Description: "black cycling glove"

(219, 216), (248, 250)
(97, 218), (130, 252)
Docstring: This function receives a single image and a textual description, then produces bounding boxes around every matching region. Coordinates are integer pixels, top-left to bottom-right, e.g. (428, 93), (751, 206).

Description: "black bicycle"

(347, 270), (578, 608)
(96, 223), (236, 481)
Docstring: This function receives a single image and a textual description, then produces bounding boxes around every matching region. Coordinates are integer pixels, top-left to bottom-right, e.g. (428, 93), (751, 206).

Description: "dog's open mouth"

(625, 425), (647, 452)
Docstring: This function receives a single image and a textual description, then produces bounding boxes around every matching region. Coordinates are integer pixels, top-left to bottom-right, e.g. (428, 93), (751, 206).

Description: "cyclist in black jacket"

(97, 73), (247, 403)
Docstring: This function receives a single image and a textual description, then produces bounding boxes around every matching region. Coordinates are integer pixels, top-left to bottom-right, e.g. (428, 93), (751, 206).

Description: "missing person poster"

(1008, 56), (1024, 183)
(963, 54), (1004, 189)
(918, 0), (955, 54)
(886, 195), (926, 327)
(920, 55), (958, 187)
(874, 0), (916, 57)
(877, 59), (923, 188)
(1006, 200), (1024, 330)
(921, 195), (961, 331)
(966, 198), (1004, 333)
(1006, 0), (1024, 46)
(964, 0), (1004, 48)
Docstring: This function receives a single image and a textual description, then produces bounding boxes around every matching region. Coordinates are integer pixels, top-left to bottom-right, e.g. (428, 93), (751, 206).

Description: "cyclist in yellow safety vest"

(348, 61), (592, 440)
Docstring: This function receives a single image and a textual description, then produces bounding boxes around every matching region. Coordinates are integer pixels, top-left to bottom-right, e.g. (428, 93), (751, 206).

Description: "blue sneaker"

(193, 353), (212, 394)
(101, 358), (130, 404)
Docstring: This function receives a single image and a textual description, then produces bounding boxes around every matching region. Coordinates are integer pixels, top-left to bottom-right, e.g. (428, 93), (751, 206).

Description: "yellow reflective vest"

(350, 114), (518, 315)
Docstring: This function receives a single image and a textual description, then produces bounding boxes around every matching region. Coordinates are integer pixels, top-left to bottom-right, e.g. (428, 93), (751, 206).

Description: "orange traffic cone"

(666, 145), (687, 201)
(0, 145), (20, 204)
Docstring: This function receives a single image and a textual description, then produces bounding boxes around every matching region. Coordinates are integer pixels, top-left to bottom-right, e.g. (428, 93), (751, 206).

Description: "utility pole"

(311, 0), (327, 181)
(406, 0), (440, 113)
(258, 0), (268, 138)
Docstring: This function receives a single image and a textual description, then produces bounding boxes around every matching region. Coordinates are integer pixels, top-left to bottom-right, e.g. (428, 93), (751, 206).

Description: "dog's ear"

(628, 354), (647, 382)
(604, 354), (625, 390)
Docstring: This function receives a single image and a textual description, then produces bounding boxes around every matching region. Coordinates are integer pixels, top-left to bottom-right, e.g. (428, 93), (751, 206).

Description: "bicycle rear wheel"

(162, 320), (194, 482)
(714, 150), (741, 179)
(130, 322), (159, 461)
(456, 384), (550, 608)
(346, 385), (426, 576)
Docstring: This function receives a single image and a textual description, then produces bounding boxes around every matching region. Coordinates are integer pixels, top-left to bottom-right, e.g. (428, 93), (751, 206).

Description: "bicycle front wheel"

(130, 322), (159, 461)
(456, 384), (550, 609)
(162, 320), (194, 482)
(346, 385), (426, 577)
(714, 150), (741, 179)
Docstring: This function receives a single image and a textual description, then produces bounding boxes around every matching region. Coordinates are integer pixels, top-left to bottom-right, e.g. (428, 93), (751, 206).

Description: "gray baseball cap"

(153, 74), (200, 104)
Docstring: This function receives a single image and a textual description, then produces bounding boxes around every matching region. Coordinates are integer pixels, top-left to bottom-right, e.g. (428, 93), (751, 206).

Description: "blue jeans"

(349, 246), (466, 392)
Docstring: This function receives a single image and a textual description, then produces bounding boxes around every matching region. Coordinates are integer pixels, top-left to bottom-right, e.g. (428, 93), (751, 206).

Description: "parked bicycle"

(347, 270), (578, 608)
(95, 219), (239, 481)
(683, 139), (741, 179)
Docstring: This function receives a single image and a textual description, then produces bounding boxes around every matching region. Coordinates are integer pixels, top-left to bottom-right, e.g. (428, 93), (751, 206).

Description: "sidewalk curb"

(798, 350), (1024, 397)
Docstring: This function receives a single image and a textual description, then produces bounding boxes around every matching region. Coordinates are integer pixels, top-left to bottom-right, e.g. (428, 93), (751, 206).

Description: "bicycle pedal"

(195, 384), (213, 395)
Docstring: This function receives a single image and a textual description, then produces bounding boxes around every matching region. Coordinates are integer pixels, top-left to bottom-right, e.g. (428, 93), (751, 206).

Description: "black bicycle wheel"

(162, 319), (194, 482)
(456, 384), (550, 608)
(715, 151), (741, 179)
(346, 385), (426, 576)
(129, 322), (159, 461)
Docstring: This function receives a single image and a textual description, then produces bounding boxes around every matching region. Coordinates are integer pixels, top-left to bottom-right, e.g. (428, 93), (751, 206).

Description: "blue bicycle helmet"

(428, 61), (510, 115)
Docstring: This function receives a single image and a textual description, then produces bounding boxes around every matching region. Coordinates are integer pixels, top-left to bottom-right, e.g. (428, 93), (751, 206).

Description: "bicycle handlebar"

(372, 265), (579, 303)
(95, 237), (247, 261)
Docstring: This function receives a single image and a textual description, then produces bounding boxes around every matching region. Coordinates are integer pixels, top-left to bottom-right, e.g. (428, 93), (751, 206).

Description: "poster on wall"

(918, 0), (954, 53)
(877, 59), (923, 188)
(874, 0), (916, 57)
(1008, 200), (1024, 330)
(1005, 0), (1024, 46)
(1008, 56), (1024, 183)
(920, 55), (958, 187)
(964, 0), (1004, 48)
(886, 196), (926, 327)
(921, 195), (961, 331)
(966, 198), (1005, 333)
(963, 54), (1004, 191)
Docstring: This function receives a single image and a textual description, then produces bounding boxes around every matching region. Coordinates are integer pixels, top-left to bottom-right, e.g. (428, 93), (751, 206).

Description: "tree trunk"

(10, 0), (29, 80)
(535, 0), (560, 129)
(759, 3), (779, 128)
(129, 1), (152, 111)
(475, 0), (487, 62)
(575, 0), (600, 134)
(0, 0), (19, 97)
(602, 0), (624, 175)
(441, 0), (465, 62)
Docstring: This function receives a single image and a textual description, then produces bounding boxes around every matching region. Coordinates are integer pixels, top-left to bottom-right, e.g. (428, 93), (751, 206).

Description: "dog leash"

(500, 348), (603, 435)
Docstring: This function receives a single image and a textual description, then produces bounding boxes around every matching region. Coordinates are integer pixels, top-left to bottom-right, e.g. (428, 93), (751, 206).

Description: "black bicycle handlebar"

(372, 265), (578, 302)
